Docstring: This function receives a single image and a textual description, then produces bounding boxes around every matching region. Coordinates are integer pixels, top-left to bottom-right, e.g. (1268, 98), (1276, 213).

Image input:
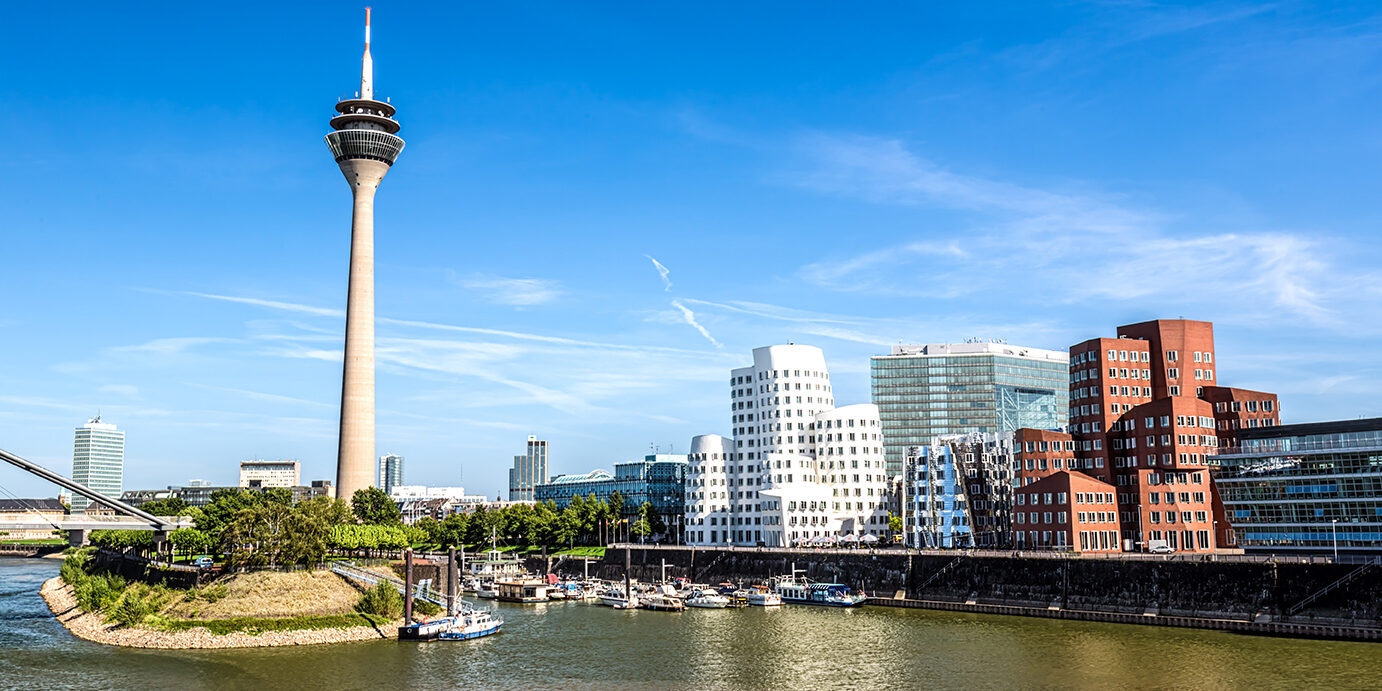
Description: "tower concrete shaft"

(326, 9), (404, 503)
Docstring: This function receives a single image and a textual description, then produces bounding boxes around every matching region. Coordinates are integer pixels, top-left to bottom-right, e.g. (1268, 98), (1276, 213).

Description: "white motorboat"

(684, 589), (731, 609)
(477, 580), (499, 599)
(598, 585), (632, 608)
(746, 584), (782, 607)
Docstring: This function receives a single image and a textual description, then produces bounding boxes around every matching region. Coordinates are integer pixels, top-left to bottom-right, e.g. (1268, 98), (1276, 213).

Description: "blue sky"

(3, 2), (1381, 499)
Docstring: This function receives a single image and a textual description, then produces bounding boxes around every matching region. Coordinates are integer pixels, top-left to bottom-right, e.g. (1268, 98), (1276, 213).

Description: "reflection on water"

(2, 557), (1379, 690)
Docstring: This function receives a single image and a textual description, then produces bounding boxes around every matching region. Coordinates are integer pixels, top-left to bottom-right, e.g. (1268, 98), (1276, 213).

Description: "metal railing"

(330, 561), (447, 608)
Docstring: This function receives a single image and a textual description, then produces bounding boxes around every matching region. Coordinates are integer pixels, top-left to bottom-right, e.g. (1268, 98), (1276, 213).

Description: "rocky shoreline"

(40, 577), (401, 649)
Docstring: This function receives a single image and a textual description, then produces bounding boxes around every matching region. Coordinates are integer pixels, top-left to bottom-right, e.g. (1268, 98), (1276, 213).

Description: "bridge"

(0, 446), (191, 551)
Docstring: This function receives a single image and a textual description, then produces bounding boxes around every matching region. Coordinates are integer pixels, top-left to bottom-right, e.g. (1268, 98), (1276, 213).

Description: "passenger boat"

(746, 584), (782, 607)
(398, 604), (503, 641)
(772, 570), (866, 607)
(437, 608), (503, 640)
(496, 577), (550, 603)
(726, 590), (751, 608)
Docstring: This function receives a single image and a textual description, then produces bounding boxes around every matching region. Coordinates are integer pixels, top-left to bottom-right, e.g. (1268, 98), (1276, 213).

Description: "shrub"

(74, 573), (125, 613)
(355, 582), (403, 618)
(108, 583), (172, 627)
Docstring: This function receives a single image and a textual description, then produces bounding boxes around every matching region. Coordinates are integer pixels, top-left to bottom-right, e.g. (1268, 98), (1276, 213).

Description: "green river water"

(1, 558), (1379, 690)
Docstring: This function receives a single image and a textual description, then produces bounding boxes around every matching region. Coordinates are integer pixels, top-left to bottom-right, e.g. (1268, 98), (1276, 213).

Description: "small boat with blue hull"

(772, 569), (866, 607)
(398, 605), (503, 641)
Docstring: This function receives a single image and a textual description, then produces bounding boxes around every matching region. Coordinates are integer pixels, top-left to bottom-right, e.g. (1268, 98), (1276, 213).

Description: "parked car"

(1147, 540), (1174, 554)
(192, 557), (214, 568)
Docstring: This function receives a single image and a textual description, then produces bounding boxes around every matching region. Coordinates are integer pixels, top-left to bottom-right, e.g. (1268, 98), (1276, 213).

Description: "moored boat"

(640, 593), (685, 612)
(772, 569), (866, 607)
(685, 589), (730, 609)
(746, 584), (783, 607)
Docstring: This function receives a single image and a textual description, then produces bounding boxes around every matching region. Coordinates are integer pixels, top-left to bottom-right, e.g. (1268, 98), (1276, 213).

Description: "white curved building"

(685, 344), (890, 547)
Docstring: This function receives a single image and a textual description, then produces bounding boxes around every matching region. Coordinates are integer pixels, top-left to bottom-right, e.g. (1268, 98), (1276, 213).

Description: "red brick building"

(1013, 470), (1120, 552)
(1018, 319), (1280, 553)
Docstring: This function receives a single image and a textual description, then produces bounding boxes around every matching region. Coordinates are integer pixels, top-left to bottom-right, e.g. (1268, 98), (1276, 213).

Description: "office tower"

(328, 8), (406, 502)
(508, 436), (549, 502)
(377, 453), (404, 495)
(71, 416), (124, 514)
(238, 459), (301, 488)
(871, 342), (1069, 479)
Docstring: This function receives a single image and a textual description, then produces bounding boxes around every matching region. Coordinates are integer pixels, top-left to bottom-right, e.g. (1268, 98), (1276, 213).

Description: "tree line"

(88, 487), (669, 567)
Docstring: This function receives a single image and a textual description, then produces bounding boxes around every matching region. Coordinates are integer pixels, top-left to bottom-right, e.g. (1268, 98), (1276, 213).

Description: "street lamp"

(1332, 519), (1339, 562)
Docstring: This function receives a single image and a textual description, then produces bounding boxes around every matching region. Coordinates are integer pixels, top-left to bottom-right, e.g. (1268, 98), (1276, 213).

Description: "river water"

(2, 557), (1379, 690)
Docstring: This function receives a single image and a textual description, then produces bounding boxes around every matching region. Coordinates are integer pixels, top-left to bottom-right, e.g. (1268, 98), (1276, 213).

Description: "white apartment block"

(684, 344), (890, 547)
(238, 459), (301, 488)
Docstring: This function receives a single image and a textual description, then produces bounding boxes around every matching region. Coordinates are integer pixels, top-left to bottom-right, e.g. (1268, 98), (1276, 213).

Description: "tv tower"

(325, 7), (404, 502)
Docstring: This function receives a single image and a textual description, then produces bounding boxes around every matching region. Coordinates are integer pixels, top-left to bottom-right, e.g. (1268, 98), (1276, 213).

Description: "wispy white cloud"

(645, 255), (673, 291)
(96, 384), (141, 399)
(454, 274), (563, 306)
(787, 134), (1380, 329)
(671, 300), (722, 349)
(111, 337), (231, 355)
(187, 292), (344, 318)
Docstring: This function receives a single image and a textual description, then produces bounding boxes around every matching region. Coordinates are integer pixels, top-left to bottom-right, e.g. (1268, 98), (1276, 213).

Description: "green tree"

(139, 497), (189, 516)
(169, 528), (214, 559)
(263, 487), (294, 506)
(222, 501), (328, 567)
(435, 513), (469, 548)
(196, 489), (262, 536)
(297, 496), (354, 527)
(888, 513), (903, 536)
(351, 487), (400, 525)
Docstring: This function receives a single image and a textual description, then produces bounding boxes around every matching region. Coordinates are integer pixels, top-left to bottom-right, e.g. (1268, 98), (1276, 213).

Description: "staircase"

(916, 556), (965, 592)
(1287, 557), (1381, 616)
(331, 561), (448, 608)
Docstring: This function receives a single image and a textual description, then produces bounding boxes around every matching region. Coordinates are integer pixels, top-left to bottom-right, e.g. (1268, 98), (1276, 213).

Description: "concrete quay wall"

(546, 545), (1382, 640)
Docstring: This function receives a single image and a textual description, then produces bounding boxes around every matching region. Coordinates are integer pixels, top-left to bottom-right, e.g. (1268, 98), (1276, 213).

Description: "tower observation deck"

(328, 7), (404, 503)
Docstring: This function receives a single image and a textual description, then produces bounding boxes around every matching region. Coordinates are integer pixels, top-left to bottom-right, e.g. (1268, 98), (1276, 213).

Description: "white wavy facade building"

(684, 344), (890, 547)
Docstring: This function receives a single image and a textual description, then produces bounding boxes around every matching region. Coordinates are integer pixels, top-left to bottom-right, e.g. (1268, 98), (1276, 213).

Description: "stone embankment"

(40, 577), (399, 649)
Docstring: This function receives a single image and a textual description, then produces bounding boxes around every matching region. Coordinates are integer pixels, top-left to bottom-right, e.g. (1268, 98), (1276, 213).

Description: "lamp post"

(1332, 519), (1339, 562)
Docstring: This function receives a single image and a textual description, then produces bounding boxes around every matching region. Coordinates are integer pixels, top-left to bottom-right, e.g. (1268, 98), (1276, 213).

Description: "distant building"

(1215, 417), (1382, 555)
(536, 454), (689, 534)
(378, 454), (404, 495)
(904, 434), (1014, 549)
(0, 499), (66, 540)
(122, 481), (334, 508)
(71, 416), (124, 515)
(872, 342), (1069, 479)
(508, 436), (549, 502)
(239, 459), (301, 489)
(1013, 470), (1121, 552)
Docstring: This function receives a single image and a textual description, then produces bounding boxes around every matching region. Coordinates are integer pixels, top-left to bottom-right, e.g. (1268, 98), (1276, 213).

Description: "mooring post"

(447, 546), (457, 617)
(624, 546), (632, 601)
(404, 549), (414, 624)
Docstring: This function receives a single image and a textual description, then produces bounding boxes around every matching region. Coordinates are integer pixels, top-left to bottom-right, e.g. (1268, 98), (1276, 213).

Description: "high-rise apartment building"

(239, 459), (301, 489)
(508, 436), (549, 502)
(71, 416), (124, 514)
(684, 344), (890, 547)
(1037, 318), (1280, 553)
(377, 454), (404, 495)
(872, 342), (1069, 479)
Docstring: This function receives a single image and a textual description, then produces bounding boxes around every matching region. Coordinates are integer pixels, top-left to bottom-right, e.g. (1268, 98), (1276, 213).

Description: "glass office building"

(872, 343), (1069, 479)
(1215, 417), (1382, 554)
(535, 454), (688, 522)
